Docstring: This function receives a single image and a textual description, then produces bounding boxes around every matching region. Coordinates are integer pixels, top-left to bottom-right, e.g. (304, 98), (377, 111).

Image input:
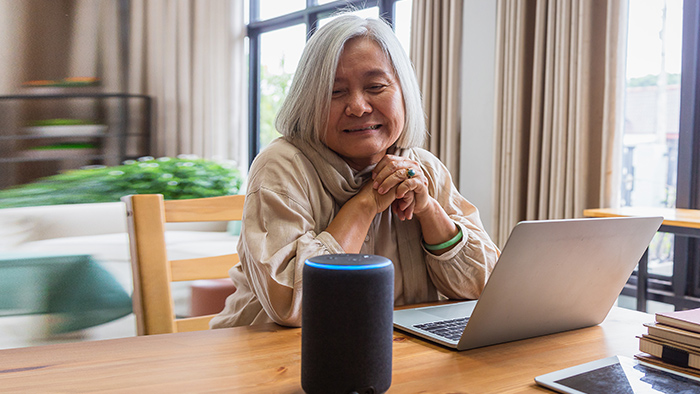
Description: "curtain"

(0, 0), (28, 94)
(492, 0), (626, 245)
(128, 0), (247, 168)
(68, 1), (121, 92)
(410, 0), (463, 187)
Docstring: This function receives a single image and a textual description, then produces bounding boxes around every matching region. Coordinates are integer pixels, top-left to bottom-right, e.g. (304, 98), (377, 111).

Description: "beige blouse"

(210, 138), (500, 328)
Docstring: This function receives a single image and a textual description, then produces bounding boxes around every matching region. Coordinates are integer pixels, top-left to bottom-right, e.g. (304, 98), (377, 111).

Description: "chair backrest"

(123, 193), (244, 335)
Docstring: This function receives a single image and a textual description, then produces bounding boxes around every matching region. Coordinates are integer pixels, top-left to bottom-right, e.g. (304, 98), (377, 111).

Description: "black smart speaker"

(301, 254), (394, 394)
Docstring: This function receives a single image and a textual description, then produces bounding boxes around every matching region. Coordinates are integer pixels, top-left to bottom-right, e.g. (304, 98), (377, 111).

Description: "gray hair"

(275, 14), (426, 149)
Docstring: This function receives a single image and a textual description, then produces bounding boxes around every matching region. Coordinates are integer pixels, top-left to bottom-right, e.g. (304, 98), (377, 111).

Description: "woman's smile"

(343, 124), (382, 132)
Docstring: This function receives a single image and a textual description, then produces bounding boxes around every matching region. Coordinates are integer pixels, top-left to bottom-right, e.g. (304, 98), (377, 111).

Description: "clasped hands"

(363, 154), (430, 221)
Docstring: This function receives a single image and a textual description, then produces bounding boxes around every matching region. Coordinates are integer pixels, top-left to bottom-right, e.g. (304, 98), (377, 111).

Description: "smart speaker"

(301, 254), (394, 394)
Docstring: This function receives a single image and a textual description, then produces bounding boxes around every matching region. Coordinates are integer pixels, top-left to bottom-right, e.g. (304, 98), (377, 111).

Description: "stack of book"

(636, 308), (700, 375)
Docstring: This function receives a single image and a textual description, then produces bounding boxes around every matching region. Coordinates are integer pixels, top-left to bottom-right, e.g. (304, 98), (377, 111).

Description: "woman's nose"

(345, 92), (372, 117)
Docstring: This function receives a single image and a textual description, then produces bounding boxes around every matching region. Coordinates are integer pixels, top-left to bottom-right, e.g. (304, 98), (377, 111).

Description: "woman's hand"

(357, 178), (399, 216)
(371, 154), (429, 220)
(328, 154), (459, 254)
(371, 153), (460, 253)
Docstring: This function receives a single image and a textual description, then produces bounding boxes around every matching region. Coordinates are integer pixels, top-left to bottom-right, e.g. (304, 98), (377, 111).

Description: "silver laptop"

(393, 216), (663, 351)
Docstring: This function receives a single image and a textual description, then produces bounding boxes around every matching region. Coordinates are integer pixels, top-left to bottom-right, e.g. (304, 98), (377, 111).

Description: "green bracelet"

(422, 228), (463, 251)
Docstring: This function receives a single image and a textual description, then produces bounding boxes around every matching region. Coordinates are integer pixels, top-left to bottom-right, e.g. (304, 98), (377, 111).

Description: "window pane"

(394, 0), (412, 56)
(260, 24), (306, 150)
(622, 0), (683, 209)
(259, 0), (305, 21)
(622, 0), (683, 278)
(319, 7), (379, 27)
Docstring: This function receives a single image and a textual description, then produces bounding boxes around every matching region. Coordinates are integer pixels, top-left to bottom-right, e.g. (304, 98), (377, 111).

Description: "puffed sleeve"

(415, 150), (500, 300)
(237, 148), (344, 327)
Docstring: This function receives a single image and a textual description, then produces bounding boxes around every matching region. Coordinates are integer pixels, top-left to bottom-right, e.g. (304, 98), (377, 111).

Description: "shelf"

(0, 92), (151, 100)
(0, 132), (143, 140)
(0, 93), (151, 189)
(23, 124), (108, 137)
(18, 86), (102, 96)
(0, 152), (104, 163)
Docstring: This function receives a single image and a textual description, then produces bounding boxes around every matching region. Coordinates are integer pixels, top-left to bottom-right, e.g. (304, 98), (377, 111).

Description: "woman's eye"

(368, 84), (387, 92)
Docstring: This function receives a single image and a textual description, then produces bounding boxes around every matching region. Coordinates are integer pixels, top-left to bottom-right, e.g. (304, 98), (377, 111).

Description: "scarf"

(286, 136), (437, 304)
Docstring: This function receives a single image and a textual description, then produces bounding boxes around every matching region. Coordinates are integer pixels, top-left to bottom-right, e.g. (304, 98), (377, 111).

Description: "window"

(246, 0), (412, 165)
(258, 24), (306, 149)
(620, 0), (700, 309)
(674, 0), (700, 305)
(622, 0), (683, 210)
(621, 0), (684, 285)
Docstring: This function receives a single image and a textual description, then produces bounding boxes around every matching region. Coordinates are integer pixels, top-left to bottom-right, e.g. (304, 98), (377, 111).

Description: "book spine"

(647, 326), (700, 348)
(640, 338), (700, 369)
(657, 316), (700, 334)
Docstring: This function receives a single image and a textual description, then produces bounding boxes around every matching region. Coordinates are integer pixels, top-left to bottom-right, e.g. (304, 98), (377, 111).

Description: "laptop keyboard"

(414, 317), (470, 342)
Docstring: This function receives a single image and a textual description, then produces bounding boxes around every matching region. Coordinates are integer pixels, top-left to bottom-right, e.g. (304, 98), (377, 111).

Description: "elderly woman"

(210, 14), (500, 328)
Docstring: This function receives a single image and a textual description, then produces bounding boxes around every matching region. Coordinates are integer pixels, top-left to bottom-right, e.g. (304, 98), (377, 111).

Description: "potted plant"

(0, 155), (244, 209)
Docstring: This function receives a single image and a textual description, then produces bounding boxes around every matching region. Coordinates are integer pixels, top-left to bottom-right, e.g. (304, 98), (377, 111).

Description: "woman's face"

(321, 37), (405, 171)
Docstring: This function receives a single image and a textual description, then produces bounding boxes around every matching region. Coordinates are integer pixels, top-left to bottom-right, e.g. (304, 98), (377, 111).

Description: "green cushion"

(0, 253), (132, 333)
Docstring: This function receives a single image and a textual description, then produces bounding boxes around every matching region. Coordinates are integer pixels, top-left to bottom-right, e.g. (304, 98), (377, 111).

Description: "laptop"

(393, 216), (663, 351)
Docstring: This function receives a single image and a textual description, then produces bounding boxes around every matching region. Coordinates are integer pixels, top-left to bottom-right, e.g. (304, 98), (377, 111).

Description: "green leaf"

(0, 157), (244, 208)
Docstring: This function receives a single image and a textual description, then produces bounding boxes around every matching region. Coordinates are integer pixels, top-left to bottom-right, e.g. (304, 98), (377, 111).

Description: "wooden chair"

(123, 193), (244, 335)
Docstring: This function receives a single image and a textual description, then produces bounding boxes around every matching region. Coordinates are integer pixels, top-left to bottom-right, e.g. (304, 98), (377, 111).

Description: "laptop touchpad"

(422, 301), (477, 319)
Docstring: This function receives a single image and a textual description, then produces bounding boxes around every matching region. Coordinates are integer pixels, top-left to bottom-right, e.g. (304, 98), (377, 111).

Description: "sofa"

(0, 201), (239, 319)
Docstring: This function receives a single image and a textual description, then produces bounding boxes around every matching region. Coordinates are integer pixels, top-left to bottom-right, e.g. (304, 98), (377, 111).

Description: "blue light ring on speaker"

(304, 254), (393, 271)
(304, 260), (392, 270)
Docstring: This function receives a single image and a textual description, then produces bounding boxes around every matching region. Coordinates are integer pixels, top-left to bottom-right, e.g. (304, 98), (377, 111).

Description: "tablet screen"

(535, 356), (700, 394)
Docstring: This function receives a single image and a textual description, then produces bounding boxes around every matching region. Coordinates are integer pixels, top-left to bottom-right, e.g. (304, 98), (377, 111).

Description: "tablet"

(535, 355), (700, 394)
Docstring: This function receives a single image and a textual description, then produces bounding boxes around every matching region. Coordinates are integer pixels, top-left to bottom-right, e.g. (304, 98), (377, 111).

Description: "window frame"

(676, 0), (700, 207)
(246, 0), (403, 166)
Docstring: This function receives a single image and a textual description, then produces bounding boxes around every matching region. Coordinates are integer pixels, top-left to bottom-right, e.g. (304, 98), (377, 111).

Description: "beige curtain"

(0, 0), (113, 93)
(410, 0), (463, 186)
(68, 1), (121, 92)
(128, 0), (247, 167)
(493, 0), (626, 245)
(0, 0), (28, 94)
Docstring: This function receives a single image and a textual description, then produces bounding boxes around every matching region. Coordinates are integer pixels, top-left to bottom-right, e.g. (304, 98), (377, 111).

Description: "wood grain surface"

(583, 207), (700, 229)
(0, 307), (651, 393)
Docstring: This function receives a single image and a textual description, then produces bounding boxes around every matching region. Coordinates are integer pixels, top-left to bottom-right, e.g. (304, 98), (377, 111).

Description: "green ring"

(407, 168), (416, 178)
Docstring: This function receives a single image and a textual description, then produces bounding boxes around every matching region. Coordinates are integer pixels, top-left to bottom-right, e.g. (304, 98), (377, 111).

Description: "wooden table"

(0, 306), (651, 393)
(584, 207), (700, 311)
(583, 207), (700, 236)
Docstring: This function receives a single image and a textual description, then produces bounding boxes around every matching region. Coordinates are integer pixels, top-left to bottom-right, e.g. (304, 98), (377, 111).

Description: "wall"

(460, 0), (498, 234)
